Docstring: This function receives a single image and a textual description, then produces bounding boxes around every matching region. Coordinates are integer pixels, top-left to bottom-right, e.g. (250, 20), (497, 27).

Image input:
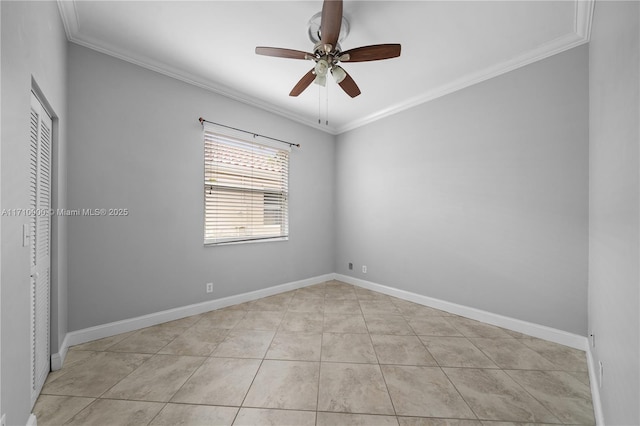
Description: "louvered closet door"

(29, 92), (51, 406)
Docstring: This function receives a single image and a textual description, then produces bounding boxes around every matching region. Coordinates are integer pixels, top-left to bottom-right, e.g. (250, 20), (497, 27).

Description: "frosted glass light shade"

(331, 66), (346, 84)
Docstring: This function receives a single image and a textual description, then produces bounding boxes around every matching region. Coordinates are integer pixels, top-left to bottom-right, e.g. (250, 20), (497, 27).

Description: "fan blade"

(320, 0), (343, 49)
(338, 70), (361, 98)
(289, 69), (316, 97)
(255, 47), (313, 60)
(341, 44), (402, 62)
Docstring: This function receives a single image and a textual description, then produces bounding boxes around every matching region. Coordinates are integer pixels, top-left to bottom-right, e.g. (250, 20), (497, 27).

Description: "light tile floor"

(35, 281), (595, 425)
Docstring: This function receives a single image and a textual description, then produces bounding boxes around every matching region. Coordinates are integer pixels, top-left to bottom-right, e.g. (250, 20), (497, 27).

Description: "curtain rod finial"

(198, 117), (204, 125)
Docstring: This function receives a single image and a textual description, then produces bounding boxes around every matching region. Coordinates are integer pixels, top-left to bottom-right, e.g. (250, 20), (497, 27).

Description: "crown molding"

(336, 33), (588, 134)
(72, 36), (334, 134)
(337, 1), (594, 134)
(575, 0), (595, 41)
(336, 0), (594, 134)
(57, 0), (79, 39)
(56, 1), (336, 134)
(57, 0), (593, 137)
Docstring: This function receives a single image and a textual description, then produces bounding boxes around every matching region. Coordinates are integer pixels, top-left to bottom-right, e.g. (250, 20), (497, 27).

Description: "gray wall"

(588, 2), (640, 424)
(335, 46), (589, 335)
(67, 44), (335, 331)
(1, 1), (68, 424)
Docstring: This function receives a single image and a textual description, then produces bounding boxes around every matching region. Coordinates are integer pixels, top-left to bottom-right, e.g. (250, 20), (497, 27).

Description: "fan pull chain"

(325, 84), (329, 126)
(317, 84), (329, 126)
(318, 84), (321, 125)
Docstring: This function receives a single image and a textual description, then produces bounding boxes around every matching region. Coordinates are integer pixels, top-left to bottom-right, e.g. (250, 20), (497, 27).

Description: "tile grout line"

(502, 369), (587, 424)
(383, 295), (479, 422)
(314, 282), (329, 426)
(392, 300), (449, 371)
(365, 326), (399, 420)
(163, 307), (245, 425)
(159, 353), (209, 406)
(438, 365), (482, 421)
(59, 397), (101, 426)
(144, 401), (168, 426)
(230, 291), (291, 424)
(437, 317), (578, 422)
(356, 290), (399, 420)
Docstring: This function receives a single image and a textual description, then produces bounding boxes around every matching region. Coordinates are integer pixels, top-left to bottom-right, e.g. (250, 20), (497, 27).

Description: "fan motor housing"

(308, 11), (350, 45)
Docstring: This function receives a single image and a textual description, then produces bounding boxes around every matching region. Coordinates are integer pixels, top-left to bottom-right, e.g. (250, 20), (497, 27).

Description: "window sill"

(204, 237), (289, 247)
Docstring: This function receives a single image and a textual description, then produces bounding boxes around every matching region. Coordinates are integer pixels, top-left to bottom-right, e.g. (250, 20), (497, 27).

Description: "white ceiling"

(58, 1), (593, 134)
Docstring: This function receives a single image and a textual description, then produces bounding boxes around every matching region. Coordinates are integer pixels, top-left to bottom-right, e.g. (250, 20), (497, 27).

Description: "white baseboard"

(586, 347), (605, 425)
(26, 413), (37, 426)
(51, 273), (335, 369)
(50, 333), (69, 371)
(336, 274), (588, 351)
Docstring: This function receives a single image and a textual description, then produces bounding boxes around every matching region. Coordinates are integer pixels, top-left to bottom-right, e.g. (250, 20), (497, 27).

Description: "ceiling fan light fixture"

(314, 59), (329, 77)
(314, 75), (327, 87)
(331, 66), (346, 84)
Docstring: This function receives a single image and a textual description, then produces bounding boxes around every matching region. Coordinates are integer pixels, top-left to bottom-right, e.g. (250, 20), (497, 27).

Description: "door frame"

(28, 82), (57, 408)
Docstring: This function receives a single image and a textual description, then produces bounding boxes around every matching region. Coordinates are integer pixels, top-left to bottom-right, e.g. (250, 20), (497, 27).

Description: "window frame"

(203, 123), (290, 246)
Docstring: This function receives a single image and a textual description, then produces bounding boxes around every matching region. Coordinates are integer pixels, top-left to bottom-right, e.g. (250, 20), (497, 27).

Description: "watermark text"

(1, 208), (130, 217)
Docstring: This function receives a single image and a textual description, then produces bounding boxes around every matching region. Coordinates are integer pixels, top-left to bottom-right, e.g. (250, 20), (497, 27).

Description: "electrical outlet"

(362, 265), (367, 273)
(599, 361), (604, 388)
(348, 262), (353, 270)
(206, 283), (213, 294)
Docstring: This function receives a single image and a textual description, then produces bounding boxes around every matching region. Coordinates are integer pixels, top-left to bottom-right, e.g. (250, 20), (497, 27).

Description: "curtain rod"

(198, 117), (300, 148)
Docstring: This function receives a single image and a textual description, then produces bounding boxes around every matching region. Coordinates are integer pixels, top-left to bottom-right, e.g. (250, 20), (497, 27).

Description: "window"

(204, 124), (289, 245)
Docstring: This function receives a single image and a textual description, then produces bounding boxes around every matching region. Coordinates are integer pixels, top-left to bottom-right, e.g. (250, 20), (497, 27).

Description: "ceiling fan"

(255, 0), (401, 98)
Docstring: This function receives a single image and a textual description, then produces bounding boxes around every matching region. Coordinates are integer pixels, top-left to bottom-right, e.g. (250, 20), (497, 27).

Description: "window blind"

(204, 125), (289, 245)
